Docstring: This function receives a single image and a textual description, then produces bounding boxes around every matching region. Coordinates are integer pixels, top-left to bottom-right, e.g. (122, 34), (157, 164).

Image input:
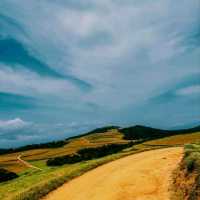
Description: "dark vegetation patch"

(121, 125), (200, 140)
(47, 142), (134, 166)
(0, 168), (18, 183)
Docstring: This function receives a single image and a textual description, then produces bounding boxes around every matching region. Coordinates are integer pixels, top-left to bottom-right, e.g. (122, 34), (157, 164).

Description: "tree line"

(0, 140), (67, 155)
(47, 142), (134, 166)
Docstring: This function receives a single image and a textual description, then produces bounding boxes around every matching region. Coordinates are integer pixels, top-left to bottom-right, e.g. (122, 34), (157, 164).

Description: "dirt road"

(43, 147), (183, 200)
(17, 155), (43, 171)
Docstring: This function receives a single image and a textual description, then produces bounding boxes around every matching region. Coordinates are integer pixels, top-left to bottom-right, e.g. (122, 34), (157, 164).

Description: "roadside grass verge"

(184, 144), (200, 172)
(171, 143), (200, 200)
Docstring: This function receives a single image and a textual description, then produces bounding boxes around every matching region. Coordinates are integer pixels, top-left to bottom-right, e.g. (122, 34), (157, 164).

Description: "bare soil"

(43, 147), (183, 200)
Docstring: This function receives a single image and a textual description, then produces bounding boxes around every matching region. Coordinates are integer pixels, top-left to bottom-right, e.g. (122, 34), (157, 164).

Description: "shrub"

(184, 144), (200, 173)
(47, 154), (82, 166)
(185, 158), (195, 172)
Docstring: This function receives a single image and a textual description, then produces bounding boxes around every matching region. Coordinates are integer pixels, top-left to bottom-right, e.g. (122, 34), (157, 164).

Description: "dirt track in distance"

(17, 155), (42, 171)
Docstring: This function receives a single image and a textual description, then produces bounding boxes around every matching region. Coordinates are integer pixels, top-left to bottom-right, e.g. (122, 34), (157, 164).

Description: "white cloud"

(0, 118), (29, 131)
(176, 85), (200, 96)
(0, 64), (81, 99)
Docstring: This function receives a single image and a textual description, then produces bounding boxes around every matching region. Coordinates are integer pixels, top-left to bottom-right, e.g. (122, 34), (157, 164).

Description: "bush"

(184, 144), (200, 173)
(47, 142), (134, 166)
(47, 154), (82, 166)
(185, 158), (195, 172)
(0, 168), (18, 183)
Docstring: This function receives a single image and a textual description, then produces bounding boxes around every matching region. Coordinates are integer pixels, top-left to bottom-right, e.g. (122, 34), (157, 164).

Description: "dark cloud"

(0, 92), (36, 111)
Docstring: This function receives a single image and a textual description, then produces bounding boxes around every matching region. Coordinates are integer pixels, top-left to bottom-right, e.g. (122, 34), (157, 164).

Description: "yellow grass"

(144, 132), (200, 146)
(0, 129), (125, 173)
(1, 131), (200, 173)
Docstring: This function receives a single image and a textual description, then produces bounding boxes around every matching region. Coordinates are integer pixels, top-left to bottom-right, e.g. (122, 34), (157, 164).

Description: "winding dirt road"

(17, 155), (43, 171)
(43, 147), (183, 200)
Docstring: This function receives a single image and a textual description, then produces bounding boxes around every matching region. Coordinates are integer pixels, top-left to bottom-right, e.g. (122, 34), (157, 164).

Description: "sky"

(0, 0), (200, 148)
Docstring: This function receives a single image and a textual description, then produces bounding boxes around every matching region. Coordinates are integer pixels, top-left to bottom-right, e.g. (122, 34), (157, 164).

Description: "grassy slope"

(144, 132), (200, 146)
(0, 129), (200, 199)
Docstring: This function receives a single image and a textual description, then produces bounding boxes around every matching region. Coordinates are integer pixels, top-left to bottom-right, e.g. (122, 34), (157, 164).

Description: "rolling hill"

(0, 123), (200, 200)
(120, 125), (200, 140)
(1, 124), (200, 156)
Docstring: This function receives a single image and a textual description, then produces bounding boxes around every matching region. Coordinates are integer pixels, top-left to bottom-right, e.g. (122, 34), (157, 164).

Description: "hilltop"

(120, 124), (200, 140)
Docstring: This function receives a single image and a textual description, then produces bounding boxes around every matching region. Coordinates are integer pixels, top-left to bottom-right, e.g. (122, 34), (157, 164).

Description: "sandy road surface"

(43, 147), (183, 200)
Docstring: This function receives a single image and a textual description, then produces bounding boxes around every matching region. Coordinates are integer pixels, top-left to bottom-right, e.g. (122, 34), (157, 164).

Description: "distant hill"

(0, 126), (120, 155)
(0, 140), (68, 155)
(0, 124), (199, 155)
(120, 125), (200, 140)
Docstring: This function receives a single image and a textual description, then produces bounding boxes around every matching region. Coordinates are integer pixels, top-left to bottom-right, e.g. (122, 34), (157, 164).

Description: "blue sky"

(0, 0), (199, 147)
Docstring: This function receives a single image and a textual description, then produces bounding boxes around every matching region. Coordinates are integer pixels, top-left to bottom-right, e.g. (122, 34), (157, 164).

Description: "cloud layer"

(0, 0), (199, 147)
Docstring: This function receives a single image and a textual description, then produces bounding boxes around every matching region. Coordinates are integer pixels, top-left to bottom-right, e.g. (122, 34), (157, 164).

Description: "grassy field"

(0, 128), (200, 200)
(144, 132), (200, 146)
(0, 129), (125, 173)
